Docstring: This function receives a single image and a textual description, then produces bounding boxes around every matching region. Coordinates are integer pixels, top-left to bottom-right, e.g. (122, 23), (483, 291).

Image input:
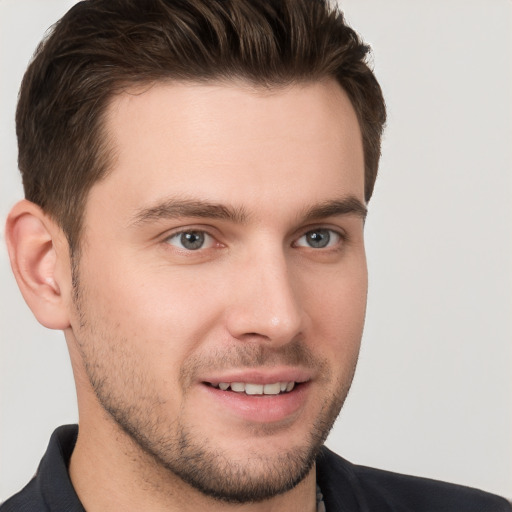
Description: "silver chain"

(316, 484), (326, 512)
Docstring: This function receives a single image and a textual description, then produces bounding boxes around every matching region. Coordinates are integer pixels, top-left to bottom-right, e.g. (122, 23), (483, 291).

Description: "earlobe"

(5, 200), (71, 330)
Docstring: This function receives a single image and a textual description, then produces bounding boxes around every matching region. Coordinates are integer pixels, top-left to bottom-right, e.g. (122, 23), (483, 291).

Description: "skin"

(6, 79), (367, 511)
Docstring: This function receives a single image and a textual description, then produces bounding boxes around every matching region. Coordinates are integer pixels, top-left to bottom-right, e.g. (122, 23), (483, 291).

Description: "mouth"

(205, 381), (299, 396)
(199, 375), (311, 423)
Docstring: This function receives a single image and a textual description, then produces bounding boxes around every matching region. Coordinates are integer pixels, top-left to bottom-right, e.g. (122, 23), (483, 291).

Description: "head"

(8, 0), (386, 506)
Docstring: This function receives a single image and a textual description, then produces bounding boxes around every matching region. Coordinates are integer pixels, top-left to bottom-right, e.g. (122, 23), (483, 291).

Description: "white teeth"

(263, 382), (281, 395)
(213, 381), (297, 395)
(230, 382), (245, 392)
(245, 383), (264, 395)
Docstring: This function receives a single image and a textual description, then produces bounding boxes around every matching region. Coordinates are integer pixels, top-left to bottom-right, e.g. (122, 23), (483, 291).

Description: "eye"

(294, 228), (341, 249)
(165, 230), (214, 251)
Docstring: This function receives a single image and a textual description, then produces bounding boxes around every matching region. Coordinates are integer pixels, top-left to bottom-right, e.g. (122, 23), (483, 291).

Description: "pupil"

(181, 231), (204, 250)
(307, 230), (329, 248)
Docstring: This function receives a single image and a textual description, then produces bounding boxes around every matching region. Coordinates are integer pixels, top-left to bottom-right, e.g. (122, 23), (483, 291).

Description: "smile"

(208, 381), (296, 395)
(200, 377), (311, 423)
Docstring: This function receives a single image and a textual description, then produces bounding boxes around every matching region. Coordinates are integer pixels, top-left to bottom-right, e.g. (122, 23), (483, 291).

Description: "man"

(1, 0), (510, 510)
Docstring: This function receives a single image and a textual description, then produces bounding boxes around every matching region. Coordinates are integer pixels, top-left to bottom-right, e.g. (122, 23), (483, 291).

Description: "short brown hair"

(16, 0), (386, 252)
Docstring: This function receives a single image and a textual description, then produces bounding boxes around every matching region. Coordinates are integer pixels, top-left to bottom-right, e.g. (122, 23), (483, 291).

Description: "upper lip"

(201, 367), (313, 386)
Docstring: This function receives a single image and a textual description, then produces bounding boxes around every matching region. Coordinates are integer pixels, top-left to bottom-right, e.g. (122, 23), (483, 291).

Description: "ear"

(5, 199), (72, 330)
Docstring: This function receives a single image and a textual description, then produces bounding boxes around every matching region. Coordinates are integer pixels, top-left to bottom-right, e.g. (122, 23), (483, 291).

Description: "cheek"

(300, 262), (367, 354)
(302, 254), (367, 310)
(76, 257), (230, 372)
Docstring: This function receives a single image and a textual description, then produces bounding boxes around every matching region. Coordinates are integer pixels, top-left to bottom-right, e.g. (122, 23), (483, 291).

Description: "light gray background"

(1, 0), (511, 502)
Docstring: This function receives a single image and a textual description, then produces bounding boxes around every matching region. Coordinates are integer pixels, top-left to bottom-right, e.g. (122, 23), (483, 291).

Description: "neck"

(69, 417), (318, 512)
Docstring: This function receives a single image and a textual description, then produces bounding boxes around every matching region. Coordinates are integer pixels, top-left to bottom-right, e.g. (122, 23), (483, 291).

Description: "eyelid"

(160, 223), (218, 240)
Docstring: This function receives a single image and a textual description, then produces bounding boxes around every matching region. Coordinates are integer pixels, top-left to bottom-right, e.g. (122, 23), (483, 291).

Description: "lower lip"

(200, 383), (310, 424)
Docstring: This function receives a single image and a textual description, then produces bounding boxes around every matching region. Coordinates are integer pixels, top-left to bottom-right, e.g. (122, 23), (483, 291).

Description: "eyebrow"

(130, 198), (249, 226)
(129, 195), (367, 228)
(300, 196), (367, 222)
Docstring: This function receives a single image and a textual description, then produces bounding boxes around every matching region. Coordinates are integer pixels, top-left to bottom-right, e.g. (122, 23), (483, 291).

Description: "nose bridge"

(226, 244), (303, 343)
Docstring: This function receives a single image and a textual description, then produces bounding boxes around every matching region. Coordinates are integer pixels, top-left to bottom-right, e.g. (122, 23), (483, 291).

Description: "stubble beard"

(101, 380), (350, 504)
(70, 261), (358, 504)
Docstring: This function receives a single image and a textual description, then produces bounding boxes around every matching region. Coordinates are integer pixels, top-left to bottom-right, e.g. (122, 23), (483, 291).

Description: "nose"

(225, 249), (305, 345)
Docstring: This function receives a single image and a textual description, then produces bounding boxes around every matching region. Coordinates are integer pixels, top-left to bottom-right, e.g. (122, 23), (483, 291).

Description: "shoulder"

(1, 425), (82, 512)
(0, 478), (48, 512)
(316, 447), (512, 512)
(352, 464), (511, 512)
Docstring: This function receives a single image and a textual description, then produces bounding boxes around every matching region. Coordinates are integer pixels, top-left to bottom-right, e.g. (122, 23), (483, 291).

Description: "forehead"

(91, 79), (364, 223)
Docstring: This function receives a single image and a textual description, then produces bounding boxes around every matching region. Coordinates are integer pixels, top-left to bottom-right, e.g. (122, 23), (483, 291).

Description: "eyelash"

(163, 227), (346, 252)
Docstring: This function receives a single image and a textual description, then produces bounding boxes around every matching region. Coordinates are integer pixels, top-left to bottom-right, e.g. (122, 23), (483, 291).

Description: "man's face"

(67, 79), (367, 502)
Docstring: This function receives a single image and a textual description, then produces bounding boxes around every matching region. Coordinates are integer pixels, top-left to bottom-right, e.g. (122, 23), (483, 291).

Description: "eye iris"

(307, 230), (330, 248)
(180, 231), (205, 250)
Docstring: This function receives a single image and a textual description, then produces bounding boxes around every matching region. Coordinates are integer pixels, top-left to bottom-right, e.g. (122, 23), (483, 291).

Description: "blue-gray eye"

(167, 231), (213, 250)
(295, 229), (340, 249)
